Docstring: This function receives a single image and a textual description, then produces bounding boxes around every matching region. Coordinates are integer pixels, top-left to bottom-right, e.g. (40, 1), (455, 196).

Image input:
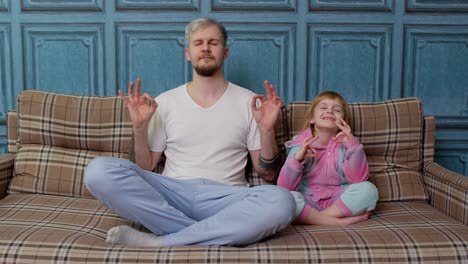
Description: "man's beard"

(193, 61), (222, 77)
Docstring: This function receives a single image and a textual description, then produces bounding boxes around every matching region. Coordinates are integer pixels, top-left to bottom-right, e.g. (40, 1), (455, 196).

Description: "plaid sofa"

(0, 90), (467, 263)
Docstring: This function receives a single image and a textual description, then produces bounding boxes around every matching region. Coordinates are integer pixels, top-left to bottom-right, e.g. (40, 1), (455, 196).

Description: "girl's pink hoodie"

(278, 128), (369, 210)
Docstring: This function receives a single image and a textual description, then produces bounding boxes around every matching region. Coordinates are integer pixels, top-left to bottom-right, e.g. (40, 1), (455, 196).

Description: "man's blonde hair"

(185, 17), (228, 47)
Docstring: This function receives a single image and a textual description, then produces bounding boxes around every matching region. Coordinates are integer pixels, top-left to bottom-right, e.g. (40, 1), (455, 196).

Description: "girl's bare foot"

(335, 211), (370, 226)
(320, 204), (343, 218)
(302, 208), (370, 226)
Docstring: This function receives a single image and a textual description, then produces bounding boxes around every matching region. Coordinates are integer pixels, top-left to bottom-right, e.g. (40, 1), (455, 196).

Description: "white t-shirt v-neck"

(148, 82), (260, 186)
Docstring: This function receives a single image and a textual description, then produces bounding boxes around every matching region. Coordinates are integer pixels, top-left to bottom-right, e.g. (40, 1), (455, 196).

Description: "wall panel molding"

(434, 150), (468, 176)
(0, 24), (11, 154)
(0, 24), (12, 124)
(406, 0), (468, 13)
(0, 0), (9, 12)
(308, 24), (391, 102)
(309, 0), (393, 12)
(23, 24), (105, 95)
(0, 126), (5, 153)
(212, 0), (295, 12)
(225, 23), (295, 102)
(21, 0), (103, 12)
(404, 25), (468, 127)
(0, 1), (467, 175)
(116, 0), (199, 12)
(117, 23), (188, 96)
(433, 124), (468, 175)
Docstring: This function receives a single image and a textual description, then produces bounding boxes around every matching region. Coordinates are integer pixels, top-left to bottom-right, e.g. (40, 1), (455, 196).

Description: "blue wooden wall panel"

(117, 23), (188, 97)
(21, 0), (104, 12)
(0, 0), (9, 12)
(212, 0), (295, 11)
(308, 24), (391, 102)
(0, 24), (12, 153)
(23, 24), (105, 95)
(115, 0), (199, 11)
(406, 0), (468, 12)
(435, 152), (468, 176)
(404, 26), (468, 124)
(0, 26), (7, 119)
(225, 24), (295, 102)
(435, 126), (468, 177)
(309, 0), (393, 12)
(0, 0), (467, 175)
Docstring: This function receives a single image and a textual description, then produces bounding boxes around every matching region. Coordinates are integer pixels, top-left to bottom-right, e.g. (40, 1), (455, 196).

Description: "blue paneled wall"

(0, 0), (467, 175)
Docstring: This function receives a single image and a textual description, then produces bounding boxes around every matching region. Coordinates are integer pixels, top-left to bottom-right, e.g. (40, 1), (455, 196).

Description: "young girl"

(278, 91), (378, 226)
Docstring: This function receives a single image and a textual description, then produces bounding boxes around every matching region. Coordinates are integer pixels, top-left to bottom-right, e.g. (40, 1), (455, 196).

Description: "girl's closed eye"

(333, 105), (343, 112)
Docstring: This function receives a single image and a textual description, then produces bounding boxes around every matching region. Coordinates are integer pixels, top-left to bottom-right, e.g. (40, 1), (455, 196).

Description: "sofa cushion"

(1, 194), (467, 262)
(15, 91), (132, 152)
(8, 91), (133, 198)
(10, 145), (128, 198)
(0, 154), (15, 199)
(7, 111), (18, 155)
(285, 97), (428, 202)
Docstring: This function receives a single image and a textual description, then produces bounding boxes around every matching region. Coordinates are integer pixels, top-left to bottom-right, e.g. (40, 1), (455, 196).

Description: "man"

(84, 17), (295, 247)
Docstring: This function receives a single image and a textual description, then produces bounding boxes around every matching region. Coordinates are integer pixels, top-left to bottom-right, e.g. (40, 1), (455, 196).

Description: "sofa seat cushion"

(0, 194), (126, 248)
(1, 194), (467, 263)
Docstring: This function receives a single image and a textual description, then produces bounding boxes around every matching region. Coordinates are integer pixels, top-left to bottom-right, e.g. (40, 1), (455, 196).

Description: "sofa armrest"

(423, 161), (468, 225)
(0, 154), (15, 199)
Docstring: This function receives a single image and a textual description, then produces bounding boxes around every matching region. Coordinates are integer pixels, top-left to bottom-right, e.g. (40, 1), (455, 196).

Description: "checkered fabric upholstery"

(0, 193), (466, 263)
(1, 92), (467, 263)
(422, 116), (435, 166)
(0, 154), (14, 199)
(423, 161), (468, 225)
(6, 111), (18, 155)
(7, 91), (133, 198)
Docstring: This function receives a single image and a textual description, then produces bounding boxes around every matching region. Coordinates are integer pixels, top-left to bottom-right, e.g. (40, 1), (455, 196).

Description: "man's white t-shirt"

(147, 82), (260, 186)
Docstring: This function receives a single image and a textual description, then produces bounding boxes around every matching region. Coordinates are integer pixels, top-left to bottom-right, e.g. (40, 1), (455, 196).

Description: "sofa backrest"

(7, 111), (18, 155)
(6, 92), (431, 202)
(8, 91), (133, 198)
(283, 97), (429, 202)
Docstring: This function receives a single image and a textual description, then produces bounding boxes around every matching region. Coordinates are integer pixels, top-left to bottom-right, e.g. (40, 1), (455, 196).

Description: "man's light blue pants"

(84, 157), (295, 246)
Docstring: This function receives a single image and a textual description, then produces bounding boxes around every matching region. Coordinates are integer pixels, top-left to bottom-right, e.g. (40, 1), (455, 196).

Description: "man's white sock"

(106, 225), (163, 247)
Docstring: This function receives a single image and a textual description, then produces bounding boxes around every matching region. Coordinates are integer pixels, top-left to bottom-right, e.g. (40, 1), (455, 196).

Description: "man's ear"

(184, 48), (191, 61)
(223, 47), (229, 59)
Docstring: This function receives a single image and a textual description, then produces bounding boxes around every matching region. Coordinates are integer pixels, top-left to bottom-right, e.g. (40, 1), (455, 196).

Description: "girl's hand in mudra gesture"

(334, 118), (354, 143)
(294, 135), (319, 162)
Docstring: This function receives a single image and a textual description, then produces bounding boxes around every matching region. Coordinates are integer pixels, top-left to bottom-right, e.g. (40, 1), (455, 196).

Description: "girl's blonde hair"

(304, 91), (350, 134)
